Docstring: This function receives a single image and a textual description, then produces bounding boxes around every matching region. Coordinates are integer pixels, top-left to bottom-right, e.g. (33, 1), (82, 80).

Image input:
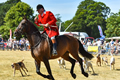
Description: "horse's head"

(14, 17), (28, 37)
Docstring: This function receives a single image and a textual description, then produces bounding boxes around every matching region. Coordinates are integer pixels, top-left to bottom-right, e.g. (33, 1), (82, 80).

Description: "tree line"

(0, 0), (120, 40)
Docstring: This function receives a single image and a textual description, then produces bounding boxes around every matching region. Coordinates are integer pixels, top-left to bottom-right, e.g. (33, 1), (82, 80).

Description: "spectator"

(110, 39), (114, 47)
(86, 39), (92, 46)
(0, 38), (4, 50)
(96, 39), (102, 54)
(92, 40), (97, 46)
(105, 41), (110, 53)
(115, 43), (120, 55)
(25, 39), (30, 51)
(81, 39), (85, 45)
(111, 43), (117, 55)
(13, 39), (17, 51)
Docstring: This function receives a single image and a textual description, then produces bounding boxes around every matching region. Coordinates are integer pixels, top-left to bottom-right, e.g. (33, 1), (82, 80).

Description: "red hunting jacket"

(35, 11), (59, 38)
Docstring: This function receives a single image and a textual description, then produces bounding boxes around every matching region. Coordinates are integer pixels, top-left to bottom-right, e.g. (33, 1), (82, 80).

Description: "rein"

(31, 38), (42, 49)
(27, 30), (42, 49)
(28, 31), (49, 49)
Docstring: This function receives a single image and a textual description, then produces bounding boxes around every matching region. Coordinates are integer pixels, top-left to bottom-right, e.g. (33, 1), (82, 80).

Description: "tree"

(0, 2), (34, 39)
(55, 14), (62, 23)
(105, 12), (120, 37)
(55, 14), (65, 32)
(0, 0), (21, 27)
(64, 0), (110, 38)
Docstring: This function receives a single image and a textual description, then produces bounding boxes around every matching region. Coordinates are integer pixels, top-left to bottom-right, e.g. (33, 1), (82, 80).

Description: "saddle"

(41, 33), (58, 57)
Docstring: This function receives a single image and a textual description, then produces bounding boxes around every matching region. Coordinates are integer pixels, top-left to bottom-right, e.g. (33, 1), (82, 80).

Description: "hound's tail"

(21, 59), (24, 62)
(78, 40), (94, 60)
(21, 57), (24, 62)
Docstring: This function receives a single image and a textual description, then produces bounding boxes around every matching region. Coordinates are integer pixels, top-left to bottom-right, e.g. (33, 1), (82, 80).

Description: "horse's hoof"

(49, 79), (55, 80)
(83, 72), (89, 77)
(71, 73), (76, 79)
(44, 75), (51, 78)
(45, 75), (54, 80)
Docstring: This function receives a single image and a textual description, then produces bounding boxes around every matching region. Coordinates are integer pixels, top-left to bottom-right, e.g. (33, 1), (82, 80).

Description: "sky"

(0, 0), (120, 22)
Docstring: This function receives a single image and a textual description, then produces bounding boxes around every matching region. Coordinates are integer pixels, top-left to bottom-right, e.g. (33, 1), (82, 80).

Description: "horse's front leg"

(35, 60), (50, 78)
(43, 58), (55, 80)
(79, 58), (88, 77)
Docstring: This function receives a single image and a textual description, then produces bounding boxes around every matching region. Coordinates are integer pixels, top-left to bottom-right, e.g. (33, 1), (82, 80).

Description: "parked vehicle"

(59, 32), (89, 41)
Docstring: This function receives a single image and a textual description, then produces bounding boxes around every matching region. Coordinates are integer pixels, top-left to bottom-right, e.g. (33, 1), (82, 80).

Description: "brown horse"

(14, 17), (93, 80)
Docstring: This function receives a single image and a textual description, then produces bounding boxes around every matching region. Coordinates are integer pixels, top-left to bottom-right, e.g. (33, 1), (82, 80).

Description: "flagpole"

(10, 29), (12, 42)
(64, 22), (73, 32)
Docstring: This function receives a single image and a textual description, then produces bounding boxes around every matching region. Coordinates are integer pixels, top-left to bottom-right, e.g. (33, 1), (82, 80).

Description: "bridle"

(15, 20), (42, 49)
(15, 21), (27, 35)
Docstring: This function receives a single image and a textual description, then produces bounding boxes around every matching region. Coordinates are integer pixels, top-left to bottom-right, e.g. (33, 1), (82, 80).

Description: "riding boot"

(52, 43), (58, 56)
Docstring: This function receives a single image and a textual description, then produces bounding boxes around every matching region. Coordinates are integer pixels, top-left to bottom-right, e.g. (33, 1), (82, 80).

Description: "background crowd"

(0, 38), (30, 51)
(0, 37), (120, 56)
(81, 39), (120, 56)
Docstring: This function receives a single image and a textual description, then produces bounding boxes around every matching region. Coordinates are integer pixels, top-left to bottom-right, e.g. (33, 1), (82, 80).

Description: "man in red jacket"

(34, 4), (59, 56)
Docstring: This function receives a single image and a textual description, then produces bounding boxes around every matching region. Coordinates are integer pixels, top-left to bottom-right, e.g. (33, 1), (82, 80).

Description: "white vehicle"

(59, 32), (89, 41)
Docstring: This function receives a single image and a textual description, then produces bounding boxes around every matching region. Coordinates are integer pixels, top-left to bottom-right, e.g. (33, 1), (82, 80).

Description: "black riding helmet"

(36, 4), (44, 11)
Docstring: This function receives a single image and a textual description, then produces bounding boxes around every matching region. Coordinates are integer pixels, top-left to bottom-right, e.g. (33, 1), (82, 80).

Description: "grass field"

(0, 51), (120, 80)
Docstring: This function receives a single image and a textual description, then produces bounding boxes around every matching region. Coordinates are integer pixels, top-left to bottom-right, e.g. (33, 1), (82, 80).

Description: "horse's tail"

(78, 40), (94, 60)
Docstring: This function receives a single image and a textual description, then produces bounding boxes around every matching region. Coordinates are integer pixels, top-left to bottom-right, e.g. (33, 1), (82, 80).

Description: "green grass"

(0, 51), (120, 80)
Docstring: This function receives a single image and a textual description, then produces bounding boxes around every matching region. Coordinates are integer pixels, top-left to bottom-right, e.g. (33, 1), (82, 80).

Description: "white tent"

(105, 37), (120, 39)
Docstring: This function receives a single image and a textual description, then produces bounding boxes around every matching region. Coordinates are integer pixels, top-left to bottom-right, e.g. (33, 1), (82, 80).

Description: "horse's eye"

(22, 23), (25, 25)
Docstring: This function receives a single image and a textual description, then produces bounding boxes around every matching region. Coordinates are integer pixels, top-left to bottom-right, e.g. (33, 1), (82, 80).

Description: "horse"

(14, 17), (94, 80)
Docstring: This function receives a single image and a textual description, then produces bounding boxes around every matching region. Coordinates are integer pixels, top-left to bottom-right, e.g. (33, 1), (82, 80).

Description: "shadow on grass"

(58, 67), (70, 70)
(91, 73), (98, 76)
(20, 75), (31, 77)
(87, 71), (98, 76)
(64, 68), (70, 70)
(27, 75), (31, 76)
(116, 69), (120, 71)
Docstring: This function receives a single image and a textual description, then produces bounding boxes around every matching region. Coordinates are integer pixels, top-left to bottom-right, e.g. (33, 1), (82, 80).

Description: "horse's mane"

(27, 19), (40, 33)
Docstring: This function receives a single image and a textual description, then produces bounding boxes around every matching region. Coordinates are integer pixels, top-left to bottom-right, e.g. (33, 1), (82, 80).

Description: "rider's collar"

(41, 10), (46, 16)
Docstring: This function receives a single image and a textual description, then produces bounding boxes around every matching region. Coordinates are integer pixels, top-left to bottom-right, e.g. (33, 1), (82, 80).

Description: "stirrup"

(52, 50), (58, 56)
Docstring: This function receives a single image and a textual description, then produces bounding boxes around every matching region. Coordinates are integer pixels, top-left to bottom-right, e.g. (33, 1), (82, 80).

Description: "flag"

(10, 29), (12, 42)
(97, 25), (103, 37)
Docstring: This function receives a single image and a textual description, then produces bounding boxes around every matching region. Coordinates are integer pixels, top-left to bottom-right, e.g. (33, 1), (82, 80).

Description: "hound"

(82, 57), (95, 74)
(11, 60), (28, 76)
(102, 57), (108, 65)
(110, 56), (115, 70)
(96, 54), (101, 66)
(57, 58), (66, 69)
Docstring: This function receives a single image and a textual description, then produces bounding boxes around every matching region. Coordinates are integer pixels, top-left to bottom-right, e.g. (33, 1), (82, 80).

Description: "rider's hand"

(45, 23), (49, 27)
(34, 16), (38, 22)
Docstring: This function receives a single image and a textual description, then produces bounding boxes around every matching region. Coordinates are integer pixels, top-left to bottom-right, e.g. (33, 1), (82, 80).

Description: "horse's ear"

(23, 15), (28, 21)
